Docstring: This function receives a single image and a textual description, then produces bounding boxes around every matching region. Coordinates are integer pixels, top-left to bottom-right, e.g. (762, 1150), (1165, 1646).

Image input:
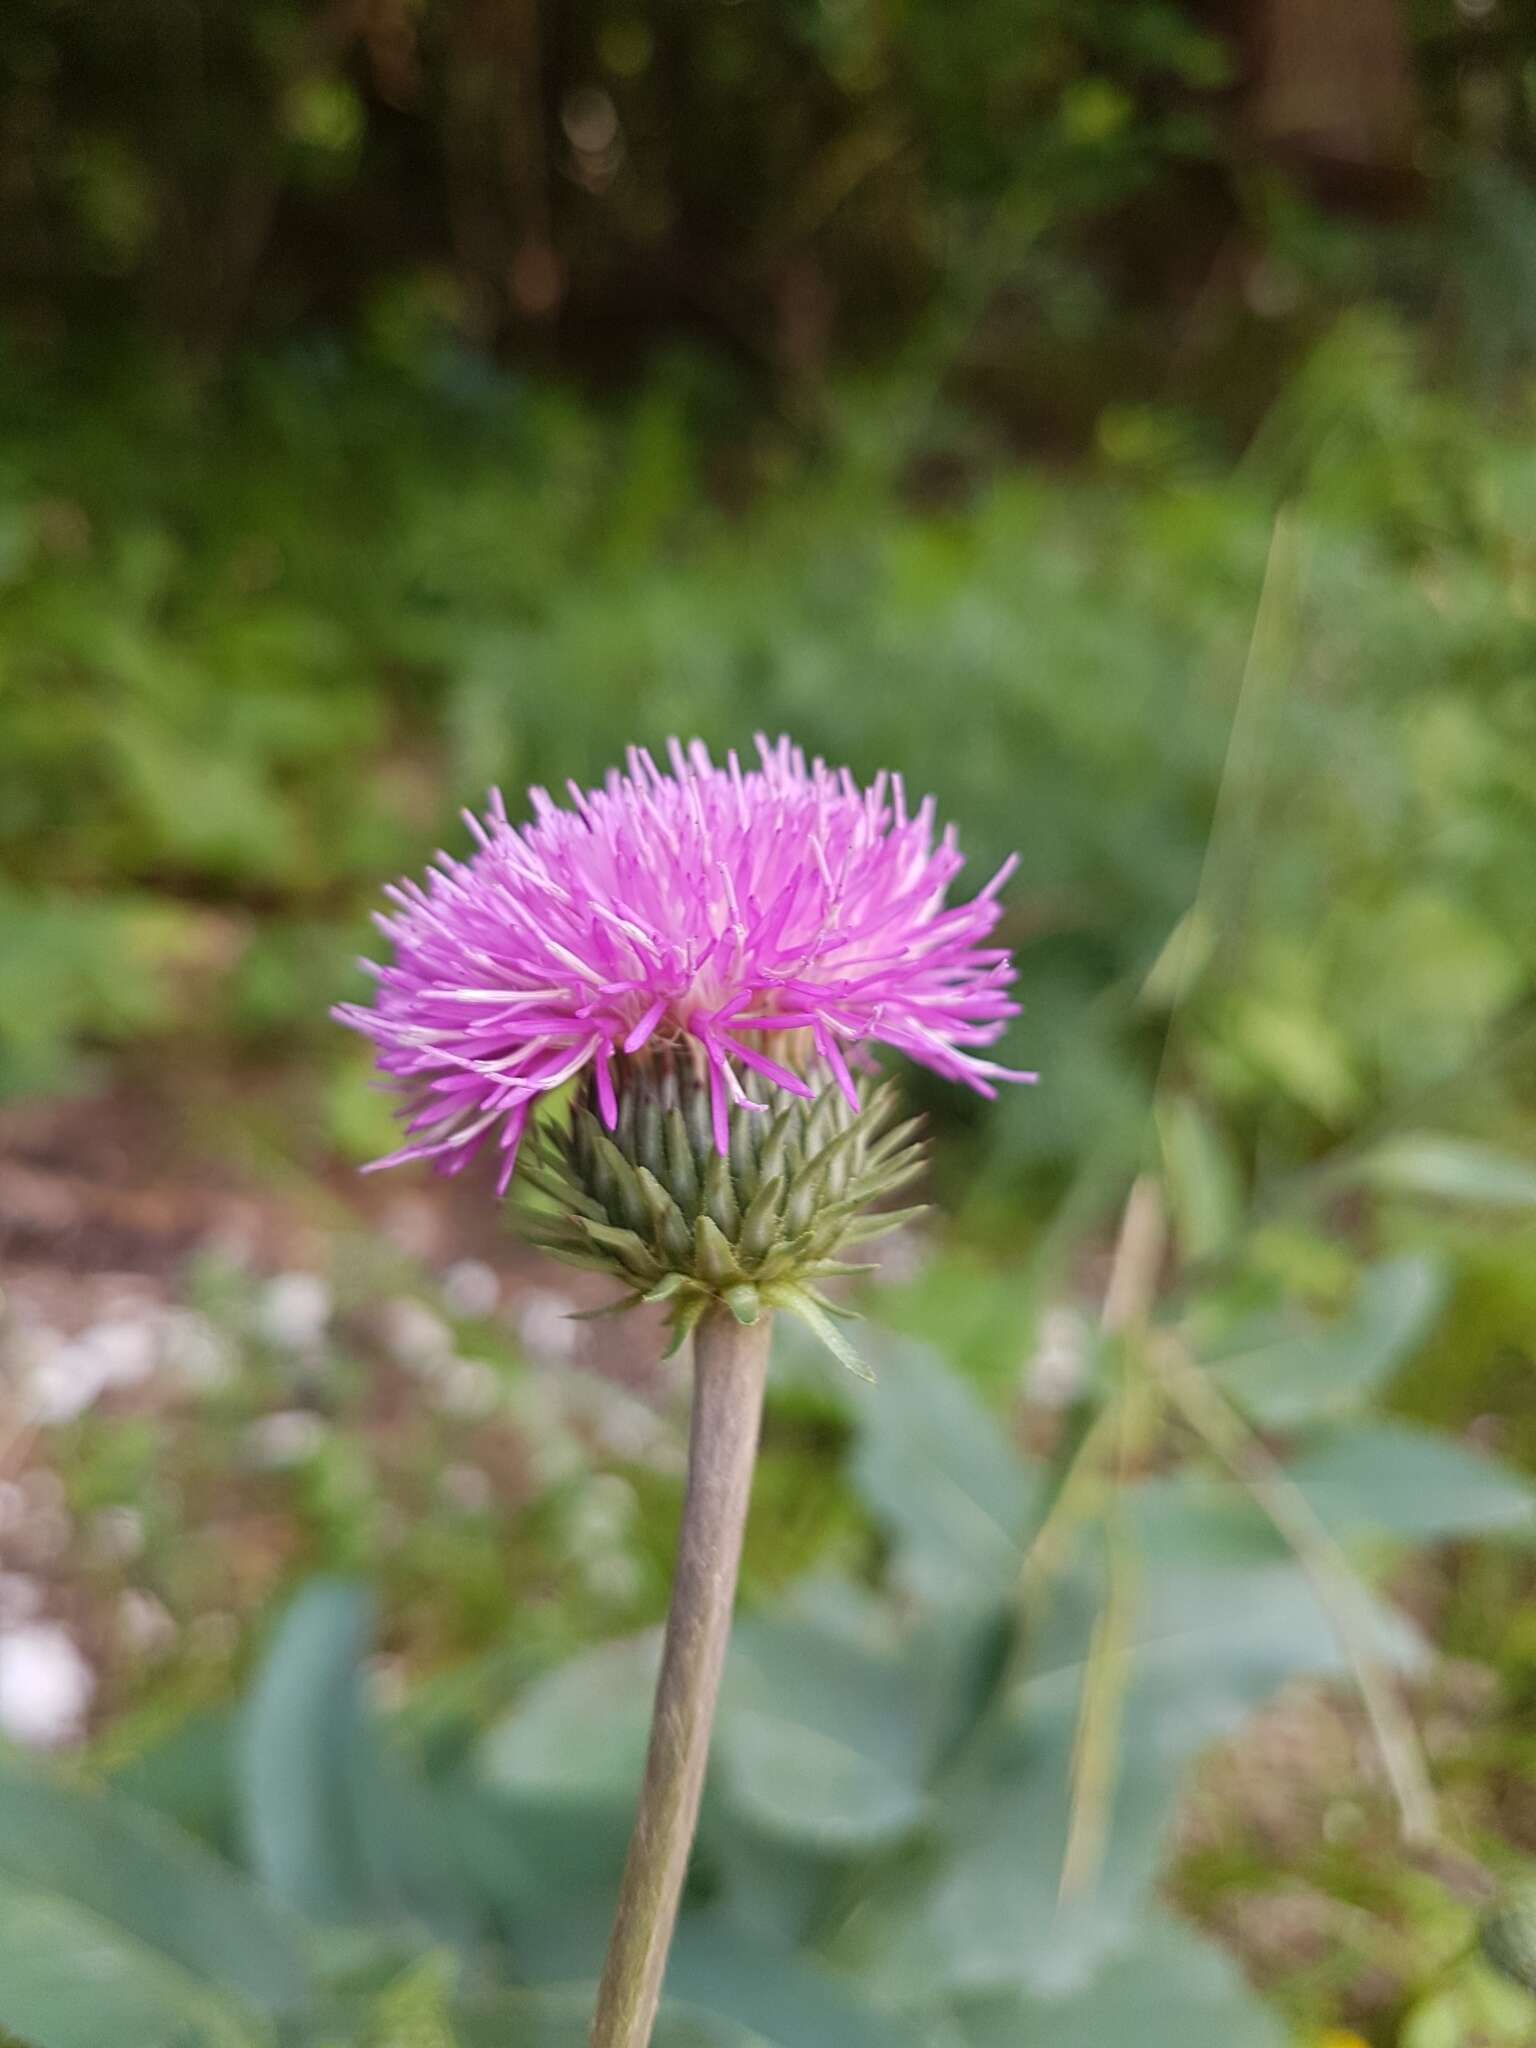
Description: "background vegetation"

(3, 3), (1536, 2045)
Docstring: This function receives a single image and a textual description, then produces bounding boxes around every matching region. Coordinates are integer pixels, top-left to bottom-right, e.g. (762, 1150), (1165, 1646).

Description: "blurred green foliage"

(2, 1278), (1533, 2048)
(7, 309), (1536, 2028)
(3, 313), (1535, 1223)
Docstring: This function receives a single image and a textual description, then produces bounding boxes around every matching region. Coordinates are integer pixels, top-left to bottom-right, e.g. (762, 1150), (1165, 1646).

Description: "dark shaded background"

(7, 2), (1535, 402)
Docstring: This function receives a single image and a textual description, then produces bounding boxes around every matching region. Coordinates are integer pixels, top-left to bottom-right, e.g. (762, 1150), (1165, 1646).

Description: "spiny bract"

(516, 1055), (926, 1368)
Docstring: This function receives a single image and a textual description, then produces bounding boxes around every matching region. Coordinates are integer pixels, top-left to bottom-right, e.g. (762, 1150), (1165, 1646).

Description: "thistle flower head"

(336, 735), (1033, 1356)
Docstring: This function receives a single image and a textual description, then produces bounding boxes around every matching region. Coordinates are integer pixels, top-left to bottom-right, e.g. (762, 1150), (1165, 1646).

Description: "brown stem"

(588, 1308), (772, 2048)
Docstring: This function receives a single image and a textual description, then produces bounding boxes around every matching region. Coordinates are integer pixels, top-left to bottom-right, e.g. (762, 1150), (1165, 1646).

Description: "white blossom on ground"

(0, 1623), (95, 1748)
(256, 1272), (332, 1351)
(432, 1359), (502, 1420)
(565, 1472), (639, 1551)
(1026, 1304), (1093, 1410)
(82, 1317), (158, 1386)
(22, 1315), (158, 1423)
(443, 1258), (500, 1319)
(161, 1310), (235, 1390)
(244, 1409), (328, 1468)
(380, 1297), (454, 1371)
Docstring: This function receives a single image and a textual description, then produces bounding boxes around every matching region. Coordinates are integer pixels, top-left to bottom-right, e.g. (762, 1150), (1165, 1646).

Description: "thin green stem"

(1056, 1174), (1165, 1899)
(588, 1308), (772, 2048)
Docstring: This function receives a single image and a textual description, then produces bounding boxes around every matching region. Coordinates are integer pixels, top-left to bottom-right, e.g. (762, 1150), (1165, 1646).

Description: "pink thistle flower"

(335, 735), (1034, 1195)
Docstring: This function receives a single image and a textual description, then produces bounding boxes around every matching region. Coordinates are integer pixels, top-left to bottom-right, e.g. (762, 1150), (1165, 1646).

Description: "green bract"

(514, 1057), (926, 1374)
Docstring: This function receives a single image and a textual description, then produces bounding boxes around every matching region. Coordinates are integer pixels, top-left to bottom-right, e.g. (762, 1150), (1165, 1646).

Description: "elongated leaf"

(692, 1801), (837, 1951)
(239, 1578), (379, 1922)
(1157, 1096), (1242, 1263)
(108, 1709), (237, 1858)
(477, 1631), (660, 1803)
(841, 1518), (1421, 2002)
(238, 1579), (483, 1943)
(0, 1876), (252, 2048)
(852, 1336), (1039, 1603)
(662, 1915), (917, 2048)
(717, 1610), (929, 1850)
(832, 1585), (1166, 2002)
(1128, 1421), (1535, 1562)
(948, 1913), (1285, 2048)
(1349, 1134), (1536, 1210)
(298, 1984), (595, 2048)
(1286, 1420), (1536, 1545)
(365, 1952), (459, 2048)
(445, 1896), (916, 2045)
(448, 1993), (592, 2048)
(439, 1781), (630, 1983)
(452, 1958), (909, 2048)
(0, 1763), (313, 2048)
(1208, 1255), (1446, 1427)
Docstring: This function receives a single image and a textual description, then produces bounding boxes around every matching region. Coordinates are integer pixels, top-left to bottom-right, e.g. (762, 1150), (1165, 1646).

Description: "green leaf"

(1129, 1500), (1426, 1705)
(238, 1579), (483, 1942)
(851, 1337), (1039, 1603)
(1286, 1420), (1536, 1545)
(477, 1631), (660, 1804)
(0, 1764), (312, 2048)
(947, 1913), (1285, 2048)
(110, 715), (301, 886)
(447, 1991), (593, 2048)
(692, 1803), (836, 1952)
(835, 1591), (1169, 1999)
(0, 1875), (254, 2048)
(1208, 1255), (1447, 1427)
(717, 1610), (930, 1850)
(1131, 1419), (1535, 1560)
(1157, 1096), (1242, 1263)
(444, 1785), (629, 1978)
(238, 1578), (380, 1923)
(107, 1709), (237, 1859)
(842, 1519), (1420, 2001)
(445, 1818), (914, 2042)
(1227, 995), (1360, 1123)
(448, 1934), (918, 2048)
(1348, 1133), (1536, 1210)
(364, 1951), (459, 2048)
(661, 1915), (917, 2048)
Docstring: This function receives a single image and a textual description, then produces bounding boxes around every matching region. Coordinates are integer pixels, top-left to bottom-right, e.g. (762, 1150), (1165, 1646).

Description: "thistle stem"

(589, 1308), (772, 2048)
